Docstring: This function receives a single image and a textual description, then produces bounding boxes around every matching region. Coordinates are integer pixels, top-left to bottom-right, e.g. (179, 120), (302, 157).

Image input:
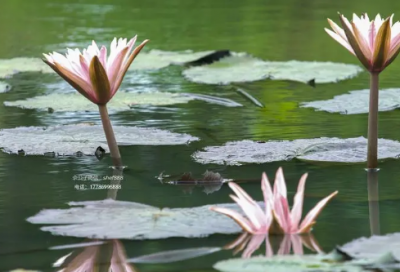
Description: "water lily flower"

(43, 36), (149, 169)
(268, 168), (338, 234)
(325, 13), (400, 73)
(209, 175), (273, 234)
(44, 36), (148, 105)
(325, 13), (400, 169)
(210, 167), (338, 234)
(224, 232), (323, 258)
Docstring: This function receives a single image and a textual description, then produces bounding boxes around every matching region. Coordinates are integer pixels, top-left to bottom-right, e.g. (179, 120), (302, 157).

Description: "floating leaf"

(27, 199), (262, 239)
(0, 124), (199, 156)
(4, 91), (241, 112)
(0, 81), (11, 93)
(182, 53), (363, 84)
(127, 247), (221, 264)
(339, 233), (400, 260)
(213, 255), (364, 272)
(192, 137), (400, 165)
(301, 88), (400, 114)
(0, 57), (53, 78)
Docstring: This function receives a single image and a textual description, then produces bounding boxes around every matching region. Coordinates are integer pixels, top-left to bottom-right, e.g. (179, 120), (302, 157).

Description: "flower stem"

(367, 170), (380, 235)
(98, 104), (123, 169)
(367, 72), (379, 169)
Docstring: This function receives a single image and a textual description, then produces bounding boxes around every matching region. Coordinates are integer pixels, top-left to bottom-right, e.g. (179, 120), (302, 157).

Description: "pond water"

(1, 0), (400, 271)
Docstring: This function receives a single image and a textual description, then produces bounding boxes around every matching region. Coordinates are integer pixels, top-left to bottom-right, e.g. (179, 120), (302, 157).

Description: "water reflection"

(367, 170), (380, 235)
(224, 233), (322, 258)
(53, 240), (137, 272)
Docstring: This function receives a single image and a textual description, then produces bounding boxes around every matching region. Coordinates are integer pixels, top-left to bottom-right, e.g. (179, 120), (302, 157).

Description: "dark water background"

(0, 0), (400, 271)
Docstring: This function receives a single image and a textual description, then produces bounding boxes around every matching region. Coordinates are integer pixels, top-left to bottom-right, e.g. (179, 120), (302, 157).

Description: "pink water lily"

(266, 168), (338, 234)
(43, 36), (148, 105)
(210, 168), (338, 234)
(209, 177), (273, 234)
(325, 13), (400, 73)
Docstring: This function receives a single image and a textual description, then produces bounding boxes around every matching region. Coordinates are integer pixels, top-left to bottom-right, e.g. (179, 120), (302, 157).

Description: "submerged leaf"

(183, 53), (362, 84)
(0, 124), (199, 156)
(213, 255), (364, 272)
(301, 88), (400, 114)
(27, 199), (265, 239)
(192, 137), (400, 165)
(127, 247), (221, 263)
(4, 91), (241, 112)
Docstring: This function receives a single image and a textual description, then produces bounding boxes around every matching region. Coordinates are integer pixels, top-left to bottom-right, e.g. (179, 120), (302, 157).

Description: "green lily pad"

(4, 91), (241, 112)
(0, 123), (199, 156)
(0, 81), (11, 93)
(192, 137), (400, 165)
(27, 199), (259, 239)
(0, 57), (53, 78)
(340, 233), (400, 260)
(182, 53), (363, 84)
(213, 255), (364, 272)
(301, 88), (400, 114)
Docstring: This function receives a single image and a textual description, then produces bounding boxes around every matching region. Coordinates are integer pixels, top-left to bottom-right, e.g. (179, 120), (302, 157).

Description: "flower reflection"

(54, 240), (137, 272)
(224, 233), (323, 258)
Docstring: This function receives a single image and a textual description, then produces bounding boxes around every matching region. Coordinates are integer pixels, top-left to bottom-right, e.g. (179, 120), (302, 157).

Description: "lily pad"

(4, 91), (241, 112)
(0, 57), (53, 78)
(340, 233), (400, 260)
(182, 53), (363, 84)
(192, 137), (400, 165)
(301, 88), (400, 114)
(27, 199), (261, 240)
(0, 124), (199, 156)
(0, 81), (11, 93)
(213, 255), (364, 272)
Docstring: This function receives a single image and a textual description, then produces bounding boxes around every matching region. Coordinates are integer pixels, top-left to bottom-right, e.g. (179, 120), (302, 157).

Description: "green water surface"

(0, 0), (400, 271)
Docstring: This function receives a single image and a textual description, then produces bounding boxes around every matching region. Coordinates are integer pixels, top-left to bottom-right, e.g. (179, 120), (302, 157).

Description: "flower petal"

(44, 60), (97, 103)
(339, 13), (371, 70)
(273, 167), (287, 199)
(261, 172), (274, 210)
(274, 194), (292, 233)
(325, 28), (356, 55)
(110, 39), (149, 100)
(298, 191), (338, 233)
(89, 56), (111, 105)
(290, 173), (307, 232)
(372, 17), (391, 71)
(108, 46), (129, 94)
(230, 194), (264, 230)
(209, 206), (255, 233)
